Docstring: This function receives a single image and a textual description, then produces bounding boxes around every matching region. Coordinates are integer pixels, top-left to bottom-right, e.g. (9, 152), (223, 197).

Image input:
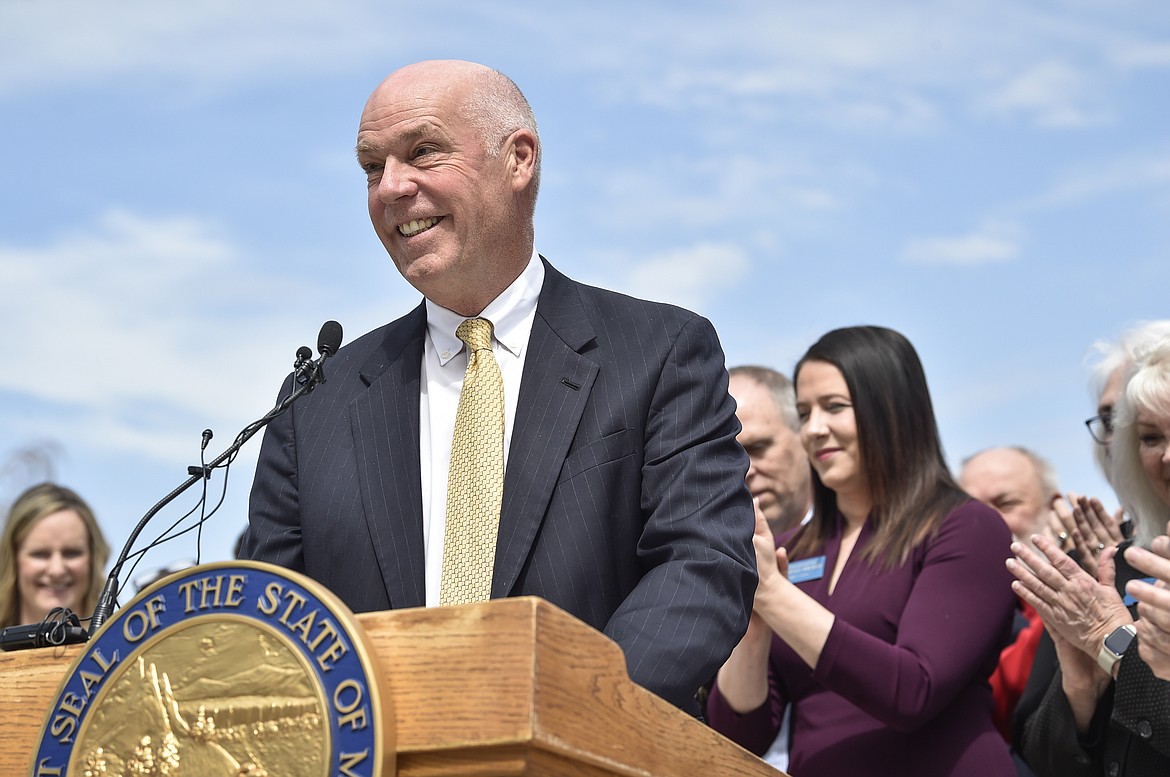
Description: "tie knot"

(456, 318), (494, 353)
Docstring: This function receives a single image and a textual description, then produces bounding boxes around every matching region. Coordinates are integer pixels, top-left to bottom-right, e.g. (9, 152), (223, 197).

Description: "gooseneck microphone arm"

(88, 320), (343, 636)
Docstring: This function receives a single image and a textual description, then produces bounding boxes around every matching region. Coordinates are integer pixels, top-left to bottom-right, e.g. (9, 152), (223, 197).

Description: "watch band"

(1097, 624), (1137, 675)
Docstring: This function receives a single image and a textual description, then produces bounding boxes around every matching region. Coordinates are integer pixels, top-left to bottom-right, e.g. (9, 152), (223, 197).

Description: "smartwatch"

(1097, 624), (1137, 675)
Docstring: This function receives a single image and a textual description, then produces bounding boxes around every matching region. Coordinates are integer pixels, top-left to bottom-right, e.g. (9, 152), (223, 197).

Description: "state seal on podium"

(30, 561), (394, 776)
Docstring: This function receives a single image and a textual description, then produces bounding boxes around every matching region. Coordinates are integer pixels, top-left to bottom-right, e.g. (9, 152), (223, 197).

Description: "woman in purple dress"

(708, 326), (1016, 776)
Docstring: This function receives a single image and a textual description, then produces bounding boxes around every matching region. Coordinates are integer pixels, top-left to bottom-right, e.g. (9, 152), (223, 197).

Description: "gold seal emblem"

(31, 561), (393, 776)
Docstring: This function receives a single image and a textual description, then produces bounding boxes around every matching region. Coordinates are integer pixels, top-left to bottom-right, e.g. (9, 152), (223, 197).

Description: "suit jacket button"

(1138, 719), (1153, 739)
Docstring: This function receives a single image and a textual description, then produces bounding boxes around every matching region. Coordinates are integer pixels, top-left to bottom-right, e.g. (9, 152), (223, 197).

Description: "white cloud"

(5, 0), (1165, 137)
(2, 210), (243, 402)
(1110, 41), (1170, 70)
(1028, 149), (1170, 207)
(572, 153), (845, 242)
(901, 220), (1023, 266)
(0, 210), (365, 462)
(0, 1), (403, 96)
(620, 243), (751, 312)
(976, 61), (1110, 128)
(559, 1), (1159, 134)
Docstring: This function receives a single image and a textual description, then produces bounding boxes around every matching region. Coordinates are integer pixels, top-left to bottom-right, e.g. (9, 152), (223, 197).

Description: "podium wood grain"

(0, 597), (783, 776)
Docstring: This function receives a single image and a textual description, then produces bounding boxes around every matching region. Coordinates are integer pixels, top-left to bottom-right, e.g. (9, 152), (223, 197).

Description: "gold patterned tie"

(439, 317), (505, 605)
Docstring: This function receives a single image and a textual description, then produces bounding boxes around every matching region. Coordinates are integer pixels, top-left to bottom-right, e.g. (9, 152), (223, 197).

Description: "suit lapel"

(493, 261), (599, 597)
(351, 302), (427, 609)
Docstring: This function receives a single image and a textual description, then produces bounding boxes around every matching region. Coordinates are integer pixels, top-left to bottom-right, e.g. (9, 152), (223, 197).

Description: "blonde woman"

(0, 483), (109, 628)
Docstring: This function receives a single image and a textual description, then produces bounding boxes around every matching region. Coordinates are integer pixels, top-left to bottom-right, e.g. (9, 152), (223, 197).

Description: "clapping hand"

(1051, 493), (1126, 577)
(1007, 533), (1132, 662)
(751, 499), (789, 611)
(1124, 522), (1170, 681)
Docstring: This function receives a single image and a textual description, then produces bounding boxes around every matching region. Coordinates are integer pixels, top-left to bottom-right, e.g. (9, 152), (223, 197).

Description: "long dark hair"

(788, 326), (967, 568)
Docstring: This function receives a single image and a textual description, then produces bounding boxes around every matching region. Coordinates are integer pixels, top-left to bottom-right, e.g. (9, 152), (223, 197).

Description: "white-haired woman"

(1119, 337), (1170, 682)
(1009, 337), (1170, 777)
(1051, 321), (1170, 577)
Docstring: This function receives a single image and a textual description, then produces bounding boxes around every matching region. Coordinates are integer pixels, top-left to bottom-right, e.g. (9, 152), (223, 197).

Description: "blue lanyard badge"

(1122, 577), (1156, 607)
(788, 555), (827, 584)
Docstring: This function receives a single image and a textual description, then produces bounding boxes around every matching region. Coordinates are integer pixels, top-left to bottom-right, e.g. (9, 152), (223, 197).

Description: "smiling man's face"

(356, 61), (536, 315)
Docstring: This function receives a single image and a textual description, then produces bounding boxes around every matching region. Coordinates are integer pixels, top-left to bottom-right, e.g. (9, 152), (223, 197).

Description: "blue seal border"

(30, 560), (389, 777)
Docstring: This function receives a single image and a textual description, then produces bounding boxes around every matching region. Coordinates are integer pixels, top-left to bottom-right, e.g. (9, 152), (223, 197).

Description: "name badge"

(788, 555), (826, 584)
(1122, 577), (1156, 607)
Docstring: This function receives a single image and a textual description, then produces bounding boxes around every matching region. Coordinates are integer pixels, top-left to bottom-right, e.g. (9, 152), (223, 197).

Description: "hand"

(1054, 493), (1123, 577)
(1072, 491), (1125, 548)
(1125, 534), (1170, 682)
(1048, 625), (1111, 733)
(1047, 500), (1075, 553)
(738, 499), (786, 645)
(750, 498), (789, 611)
(1007, 533), (1133, 661)
(714, 501), (782, 714)
(747, 498), (836, 668)
(1156, 528), (1170, 559)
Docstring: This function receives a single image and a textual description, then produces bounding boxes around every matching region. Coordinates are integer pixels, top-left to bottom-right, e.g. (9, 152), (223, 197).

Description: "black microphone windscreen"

(318, 320), (343, 356)
(296, 346), (313, 362)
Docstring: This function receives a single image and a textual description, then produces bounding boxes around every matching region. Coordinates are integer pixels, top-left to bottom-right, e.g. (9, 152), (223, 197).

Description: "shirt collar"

(425, 250), (544, 366)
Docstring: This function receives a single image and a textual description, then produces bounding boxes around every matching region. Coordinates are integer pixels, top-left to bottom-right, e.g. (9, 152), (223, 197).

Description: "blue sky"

(2, 0), (1168, 587)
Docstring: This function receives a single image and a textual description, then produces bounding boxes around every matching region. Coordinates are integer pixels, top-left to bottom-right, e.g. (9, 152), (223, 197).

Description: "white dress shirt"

(419, 252), (544, 606)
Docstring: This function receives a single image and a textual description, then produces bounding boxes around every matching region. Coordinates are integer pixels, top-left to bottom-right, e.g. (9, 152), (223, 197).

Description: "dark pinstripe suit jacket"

(243, 259), (757, 712)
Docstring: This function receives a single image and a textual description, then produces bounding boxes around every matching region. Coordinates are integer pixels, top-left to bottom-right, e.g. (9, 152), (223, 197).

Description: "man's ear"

(505, 128), (538, 192)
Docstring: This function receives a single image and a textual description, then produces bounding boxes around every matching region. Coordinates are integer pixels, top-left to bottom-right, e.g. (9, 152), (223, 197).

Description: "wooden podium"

(0, 597), (784, 776)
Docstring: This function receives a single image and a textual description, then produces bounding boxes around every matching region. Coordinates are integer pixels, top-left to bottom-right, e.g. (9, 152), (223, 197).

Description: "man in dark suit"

(242, 59), (756, 714)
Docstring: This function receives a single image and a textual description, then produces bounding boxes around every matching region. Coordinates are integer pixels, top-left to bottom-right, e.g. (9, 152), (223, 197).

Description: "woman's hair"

(1110, 336), (1170, 546)
(0, 483), (110, 628)
(788, 326), (968, 567)
(1085, 320), (1170, 480)
(1086, 321), (1170, 404)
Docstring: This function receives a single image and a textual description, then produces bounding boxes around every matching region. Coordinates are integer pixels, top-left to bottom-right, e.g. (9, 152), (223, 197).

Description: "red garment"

(989, 597), (1043, 741)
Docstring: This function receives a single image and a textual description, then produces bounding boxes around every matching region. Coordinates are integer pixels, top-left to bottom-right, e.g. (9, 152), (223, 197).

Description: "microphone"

(296, 320), (343, 389)
(293, 346), (314, 385)
(318, 320), (343, 357)
(86, 321), (344, 638)
(0, 610), (87, 652)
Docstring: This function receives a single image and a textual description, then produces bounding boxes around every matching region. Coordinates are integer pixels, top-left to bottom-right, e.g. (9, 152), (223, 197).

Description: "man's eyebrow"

(355, 138), (375, 159)
(355, 122), (447, 159)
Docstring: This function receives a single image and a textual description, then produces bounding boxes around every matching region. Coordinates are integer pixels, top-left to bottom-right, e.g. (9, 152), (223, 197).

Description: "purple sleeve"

(813, 501), (1015, 732)
(707, 649), (790, 756)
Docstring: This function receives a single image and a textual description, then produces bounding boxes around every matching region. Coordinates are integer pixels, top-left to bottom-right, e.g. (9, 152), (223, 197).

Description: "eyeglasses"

(1085, 413), (1114, 445)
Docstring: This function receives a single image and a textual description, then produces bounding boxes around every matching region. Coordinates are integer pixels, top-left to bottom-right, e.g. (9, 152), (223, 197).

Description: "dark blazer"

(242, 259), (757, 712)
(1014, 624), (1170, 776)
